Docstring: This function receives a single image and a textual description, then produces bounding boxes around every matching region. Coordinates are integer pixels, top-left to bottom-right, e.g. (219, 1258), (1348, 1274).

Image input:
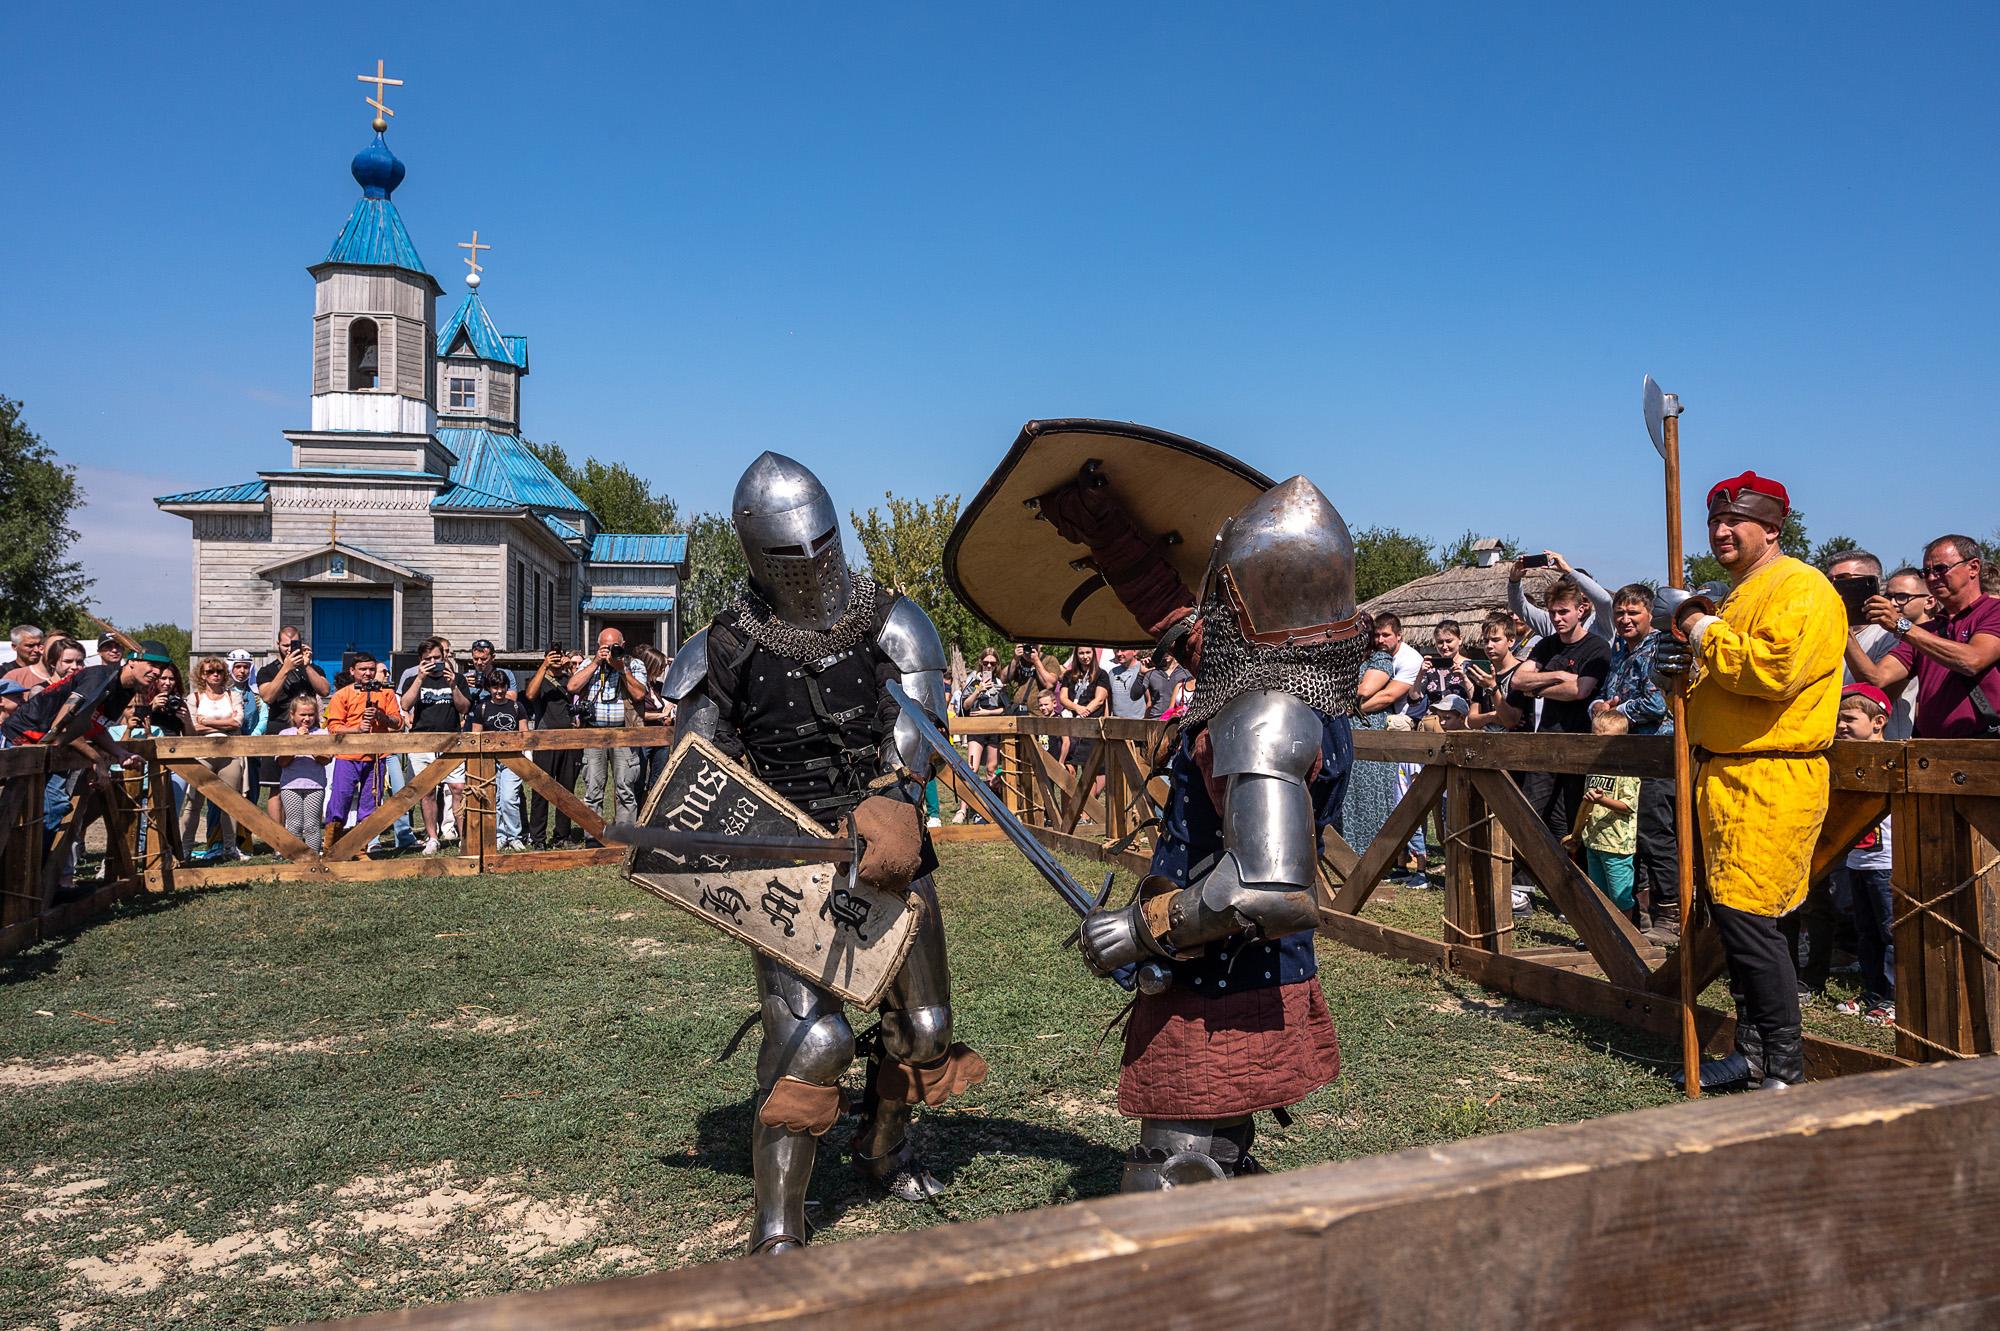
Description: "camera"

(1832, 574), (1880, 629)
(1517, 553), (1553, 569)
(607, 643), (627, 659)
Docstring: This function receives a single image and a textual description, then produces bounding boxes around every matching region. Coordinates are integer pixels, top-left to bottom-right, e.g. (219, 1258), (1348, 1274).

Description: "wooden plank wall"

(306, 1059), (2000, 1331)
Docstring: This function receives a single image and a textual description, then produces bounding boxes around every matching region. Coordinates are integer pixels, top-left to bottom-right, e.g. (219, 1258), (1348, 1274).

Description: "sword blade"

(604, 823), (852, 865)
(885, 681), (1096, 918)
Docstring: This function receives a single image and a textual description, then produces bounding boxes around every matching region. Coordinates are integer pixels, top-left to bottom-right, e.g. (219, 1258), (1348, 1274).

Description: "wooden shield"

(945, 419), (1273, 647)
(623, 735), (919, 1008)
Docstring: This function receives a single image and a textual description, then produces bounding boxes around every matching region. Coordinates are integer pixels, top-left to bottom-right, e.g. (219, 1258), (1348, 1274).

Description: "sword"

(885, 681), (1170, 994)
(602, 822), (860, 866)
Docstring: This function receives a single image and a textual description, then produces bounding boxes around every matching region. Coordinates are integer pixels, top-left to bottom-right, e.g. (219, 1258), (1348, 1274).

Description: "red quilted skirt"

(1117, 978), (1340, 1119)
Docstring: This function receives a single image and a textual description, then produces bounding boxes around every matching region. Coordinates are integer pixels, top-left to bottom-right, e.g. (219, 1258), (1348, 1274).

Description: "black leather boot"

(1756, 1024), (1805, 1090)
(1672, 1019), (1764, 1092)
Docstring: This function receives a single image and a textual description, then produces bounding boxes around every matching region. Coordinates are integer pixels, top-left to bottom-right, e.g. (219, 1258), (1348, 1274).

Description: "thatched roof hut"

(1361, 540), (1559, 650)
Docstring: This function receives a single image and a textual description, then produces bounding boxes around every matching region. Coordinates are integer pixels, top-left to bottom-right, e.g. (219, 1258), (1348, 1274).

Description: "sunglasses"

(1922, 557), (1973, 581)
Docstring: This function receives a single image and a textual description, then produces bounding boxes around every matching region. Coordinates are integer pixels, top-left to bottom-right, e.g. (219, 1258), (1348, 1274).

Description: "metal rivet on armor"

(1217, 980), (1226, 989)
(1264, 972), (1272, 979)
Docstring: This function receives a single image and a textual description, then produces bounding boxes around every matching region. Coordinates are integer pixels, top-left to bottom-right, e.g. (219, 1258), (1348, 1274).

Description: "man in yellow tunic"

(1656, 470), (1846, 1090)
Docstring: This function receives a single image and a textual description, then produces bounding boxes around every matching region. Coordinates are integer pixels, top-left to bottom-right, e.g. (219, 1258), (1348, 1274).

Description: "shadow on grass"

(665, 1096), (1124, 1235)
(0, 878), (263, 986)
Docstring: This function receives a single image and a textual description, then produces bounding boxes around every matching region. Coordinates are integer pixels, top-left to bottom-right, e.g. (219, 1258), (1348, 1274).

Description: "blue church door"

(311, 596), (391, 682)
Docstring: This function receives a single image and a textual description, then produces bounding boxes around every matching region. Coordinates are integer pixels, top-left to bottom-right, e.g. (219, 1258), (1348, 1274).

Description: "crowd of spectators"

(1337, 530), (2000, 1030)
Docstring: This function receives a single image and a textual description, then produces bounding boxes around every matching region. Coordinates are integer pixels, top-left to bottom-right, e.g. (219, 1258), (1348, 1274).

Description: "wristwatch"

(1894, 616), (1913, 637)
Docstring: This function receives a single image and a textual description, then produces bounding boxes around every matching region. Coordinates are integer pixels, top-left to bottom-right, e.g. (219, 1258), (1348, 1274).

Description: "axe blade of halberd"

(1642, 374), (1684, 459)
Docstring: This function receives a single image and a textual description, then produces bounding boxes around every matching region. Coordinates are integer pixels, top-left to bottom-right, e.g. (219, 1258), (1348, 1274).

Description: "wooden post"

(1660, 403), (1702, 1098)
(143, 758), (176, 894)
(466, 754), (497, 870)
(1444, 766), (1512, 953)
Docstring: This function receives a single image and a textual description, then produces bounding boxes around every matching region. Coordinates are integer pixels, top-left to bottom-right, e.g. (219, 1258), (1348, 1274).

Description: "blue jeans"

(495, 764), (522, 844)
(378, 754), (420, 849)
(1837, 865), (1895, 1000)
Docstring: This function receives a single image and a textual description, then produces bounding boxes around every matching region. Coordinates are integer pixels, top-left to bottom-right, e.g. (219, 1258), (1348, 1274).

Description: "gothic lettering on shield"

(698, 882), (748, 925)
(760, 877), (804, 937)
(820, 887), (873, 942)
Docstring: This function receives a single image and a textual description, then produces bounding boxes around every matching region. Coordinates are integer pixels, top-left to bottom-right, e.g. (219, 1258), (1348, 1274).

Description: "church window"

(514, 560), (526, 647)
(449, 376), (477, 410)
(347, 318), (380, 390)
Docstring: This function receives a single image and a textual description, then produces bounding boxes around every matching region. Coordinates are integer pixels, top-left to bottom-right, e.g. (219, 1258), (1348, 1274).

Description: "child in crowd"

(1832, 684), (1896, 1025)
(1574, 709), (1641, 914)
(468, 672), (531, 852)
(275, 695), (332, 853)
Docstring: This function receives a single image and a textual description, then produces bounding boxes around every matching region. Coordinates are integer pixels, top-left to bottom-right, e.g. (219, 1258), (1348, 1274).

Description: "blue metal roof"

(261, 468), (444, 482)
(155, 480), (269, 506)
(438, 427), (589, 514)
(542, 514), (584, 542)
(590, 533), (689, 565)
(582, 596), (676, 614)
(430, 486), (520, 512)
(436, 291), (529, 369)
(322, 198), (433, 278)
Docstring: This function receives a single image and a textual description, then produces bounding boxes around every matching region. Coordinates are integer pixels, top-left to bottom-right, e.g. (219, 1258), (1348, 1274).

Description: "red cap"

(1707, 471), (1789, 526)
(1841, 682), (1891, 711)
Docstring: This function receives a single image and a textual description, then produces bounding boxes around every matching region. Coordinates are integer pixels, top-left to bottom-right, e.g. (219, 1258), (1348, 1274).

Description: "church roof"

(313, 133), (440, 291)
(590, 534), (689, 565)
(429, 486), (520, 512)
(155, 479), (269, 506)
(542, 514), (585, 543)
(436, 291), (529, 369)
(437, 426), (588, 514)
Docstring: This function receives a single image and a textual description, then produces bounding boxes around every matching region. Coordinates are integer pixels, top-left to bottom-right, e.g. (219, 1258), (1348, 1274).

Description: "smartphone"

(1517, 553), (1553, 569)
(1832, 574), (1880, 628)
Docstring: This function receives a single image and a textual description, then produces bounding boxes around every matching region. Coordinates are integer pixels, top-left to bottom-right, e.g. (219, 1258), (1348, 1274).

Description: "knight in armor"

(662, 452), (986, 1253)
(1078, 477), (1367, 1188)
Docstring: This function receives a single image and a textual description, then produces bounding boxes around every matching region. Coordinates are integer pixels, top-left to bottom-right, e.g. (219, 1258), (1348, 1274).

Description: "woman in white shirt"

(181, 655), (247, 861)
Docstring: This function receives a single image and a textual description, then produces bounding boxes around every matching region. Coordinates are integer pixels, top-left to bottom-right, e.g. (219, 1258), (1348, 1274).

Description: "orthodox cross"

(459, 230), (490, 277)
(357, 60), (404, 132)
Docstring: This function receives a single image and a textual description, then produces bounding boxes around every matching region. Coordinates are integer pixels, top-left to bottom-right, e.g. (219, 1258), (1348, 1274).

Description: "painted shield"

(945, 419), (1273, 647)
(623, 735), (919, 1008)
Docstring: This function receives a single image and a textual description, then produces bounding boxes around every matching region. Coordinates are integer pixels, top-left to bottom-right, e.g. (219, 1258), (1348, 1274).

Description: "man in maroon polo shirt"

(1863, 534), (2000, 738)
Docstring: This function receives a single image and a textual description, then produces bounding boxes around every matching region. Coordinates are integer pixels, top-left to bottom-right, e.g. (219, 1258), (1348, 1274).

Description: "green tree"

(850, 494), (1003, 657)
(1809, 533), (1860, 569)
(126, 621), (191, 675)
(0, 396), (91, 633)
(1353, 526), (1440, 603)
(523, 439), (678, 533)
(682, 511), (748, 630)
(1435, 529), (1521, 568)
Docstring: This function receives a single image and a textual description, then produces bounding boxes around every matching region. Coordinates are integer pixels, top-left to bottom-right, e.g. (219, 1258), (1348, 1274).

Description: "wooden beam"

(325, 757), (453, 863)
(498, 754), (606, 841)
(168, 760), (314, 863)
(1469, 768), (1650, 990)
(1317, 910), (1900, 1079)
(311, 1054), (1992, 1331)
(1328, 764), (1446, 915)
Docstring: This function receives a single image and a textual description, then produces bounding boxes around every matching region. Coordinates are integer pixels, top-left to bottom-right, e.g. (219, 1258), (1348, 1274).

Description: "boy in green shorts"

(1574, 708), (1641, 914)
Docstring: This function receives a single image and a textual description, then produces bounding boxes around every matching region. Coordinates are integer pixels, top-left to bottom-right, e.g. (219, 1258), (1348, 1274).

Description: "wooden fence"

(948, 716), (2000, 1069)
(0, 729), (675, 959)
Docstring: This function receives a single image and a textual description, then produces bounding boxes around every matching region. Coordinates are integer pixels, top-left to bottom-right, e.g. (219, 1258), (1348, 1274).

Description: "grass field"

(0, 837), (1866, 1329)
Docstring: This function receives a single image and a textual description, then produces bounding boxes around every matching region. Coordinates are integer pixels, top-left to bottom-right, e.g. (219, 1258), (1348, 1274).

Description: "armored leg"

(750, 954), (855, 1254)
(854, 876), (984, 1199)
(1122, 1117), (1257, 1191)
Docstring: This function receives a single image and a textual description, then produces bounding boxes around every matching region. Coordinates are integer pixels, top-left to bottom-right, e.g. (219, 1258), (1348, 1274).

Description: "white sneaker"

(440, 822), (459, 842)
(423, 837), (441, 856)
(926, 816), (942, 828)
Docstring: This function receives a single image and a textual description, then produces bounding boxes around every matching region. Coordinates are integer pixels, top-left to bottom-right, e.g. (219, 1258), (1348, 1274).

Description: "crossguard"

(1062, 870), (1120, 950)
(844, 822), (868, 895)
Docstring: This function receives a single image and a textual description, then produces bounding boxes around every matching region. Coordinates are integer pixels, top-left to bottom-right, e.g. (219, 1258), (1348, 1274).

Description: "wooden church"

(156, 72), (686, 679)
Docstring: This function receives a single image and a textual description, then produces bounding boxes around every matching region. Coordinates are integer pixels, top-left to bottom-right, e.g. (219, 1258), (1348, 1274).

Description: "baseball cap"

(133, 640), (175, 666)
(1433, 694), (1471, 715)
(226, 648), (253, 664)
(471, 638), (495, 651)
(97, 634), (123, 651)
(1841, 682), (1891, 710)
(0, 678), (28, 698)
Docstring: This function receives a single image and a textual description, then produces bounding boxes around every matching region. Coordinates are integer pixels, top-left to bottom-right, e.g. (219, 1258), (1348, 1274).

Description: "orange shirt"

(323, 683), (404, 760)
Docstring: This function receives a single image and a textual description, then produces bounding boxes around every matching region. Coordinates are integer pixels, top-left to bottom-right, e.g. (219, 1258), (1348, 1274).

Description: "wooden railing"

(0, 729), (672, 959)
(949, 716), (2000, 1070)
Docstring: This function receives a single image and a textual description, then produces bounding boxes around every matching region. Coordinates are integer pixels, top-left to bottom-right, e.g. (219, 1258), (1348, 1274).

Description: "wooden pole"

(1663, 410), (1701, 1098)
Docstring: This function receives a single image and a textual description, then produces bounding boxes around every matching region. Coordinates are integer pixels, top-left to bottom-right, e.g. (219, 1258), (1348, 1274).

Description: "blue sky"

(7, 4), (1994, 627)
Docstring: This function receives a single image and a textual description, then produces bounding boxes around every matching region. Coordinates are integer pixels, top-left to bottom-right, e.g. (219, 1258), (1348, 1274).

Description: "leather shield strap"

(758, 1076), (845, 1136)
(875, 1043), (990, 1107)
(843, 795), (923, 892)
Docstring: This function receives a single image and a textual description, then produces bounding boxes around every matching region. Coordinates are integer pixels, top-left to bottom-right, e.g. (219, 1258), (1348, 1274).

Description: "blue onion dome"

(350, 132), (406, 200)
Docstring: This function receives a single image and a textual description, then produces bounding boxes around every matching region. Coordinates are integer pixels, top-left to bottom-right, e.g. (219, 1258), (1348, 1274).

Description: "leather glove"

(1653, 587), (1711, 637)
(1079, 899), (1151, 977)
(1652, 636), (1695, 691)
(842, 795), (923, 893)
